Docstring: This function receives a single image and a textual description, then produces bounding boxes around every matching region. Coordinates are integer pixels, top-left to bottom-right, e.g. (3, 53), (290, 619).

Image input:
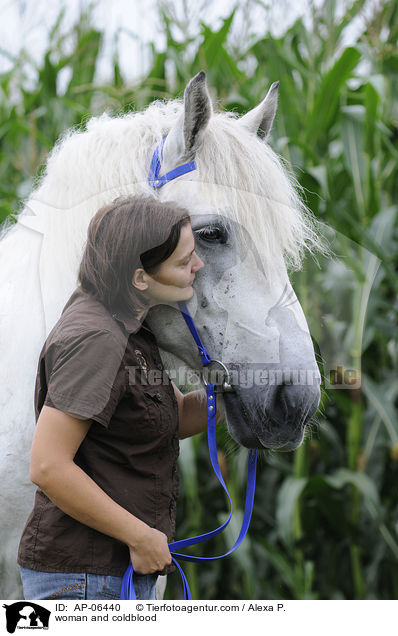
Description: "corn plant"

(1, 0), (397, 600)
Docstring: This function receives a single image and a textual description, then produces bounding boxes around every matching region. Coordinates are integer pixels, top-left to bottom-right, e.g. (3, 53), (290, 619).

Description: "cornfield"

(1, 0), (397, 599)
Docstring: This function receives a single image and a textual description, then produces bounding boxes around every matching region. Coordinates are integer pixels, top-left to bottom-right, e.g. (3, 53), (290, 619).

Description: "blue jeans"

(19, 566), (158, 600)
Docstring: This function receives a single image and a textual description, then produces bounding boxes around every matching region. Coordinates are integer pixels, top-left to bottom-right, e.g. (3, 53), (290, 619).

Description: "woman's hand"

(172, 382), (225, 439)
(128, 526), (172, 574)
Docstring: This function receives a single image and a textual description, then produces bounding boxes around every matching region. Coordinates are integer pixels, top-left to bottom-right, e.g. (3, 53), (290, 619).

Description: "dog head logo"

(2, 602), (50, 633)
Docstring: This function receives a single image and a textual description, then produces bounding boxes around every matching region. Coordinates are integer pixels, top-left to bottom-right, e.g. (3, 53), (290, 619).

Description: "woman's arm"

(30, 405), (172, 574)
(171, 382), (225, 439)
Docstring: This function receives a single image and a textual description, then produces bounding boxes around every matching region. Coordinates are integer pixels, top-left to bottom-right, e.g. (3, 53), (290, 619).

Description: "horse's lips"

(223, 389), (311, 451)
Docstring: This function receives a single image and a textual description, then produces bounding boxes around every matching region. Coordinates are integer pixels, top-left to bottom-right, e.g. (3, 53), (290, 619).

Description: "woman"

(17, 194), (221, 600)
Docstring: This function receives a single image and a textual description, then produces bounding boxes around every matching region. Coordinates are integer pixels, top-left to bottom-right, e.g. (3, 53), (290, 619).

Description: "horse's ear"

(238, 81), (279, 140)
(161, 70), (212, 172)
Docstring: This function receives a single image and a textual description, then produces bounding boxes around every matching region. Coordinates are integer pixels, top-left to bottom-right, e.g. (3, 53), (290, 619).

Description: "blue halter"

(120, 139), (258, 600)
(147, 136), (197, 189)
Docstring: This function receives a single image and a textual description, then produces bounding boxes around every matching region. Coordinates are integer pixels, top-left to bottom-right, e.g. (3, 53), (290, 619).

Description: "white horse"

(0, 71), (324, 599)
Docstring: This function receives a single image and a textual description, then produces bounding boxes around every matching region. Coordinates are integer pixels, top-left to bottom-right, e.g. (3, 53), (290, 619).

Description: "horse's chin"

(225, 414), (306, 451)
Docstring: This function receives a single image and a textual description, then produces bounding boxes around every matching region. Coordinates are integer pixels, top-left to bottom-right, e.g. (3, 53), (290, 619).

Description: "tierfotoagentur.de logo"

(2, 603), (51, 633)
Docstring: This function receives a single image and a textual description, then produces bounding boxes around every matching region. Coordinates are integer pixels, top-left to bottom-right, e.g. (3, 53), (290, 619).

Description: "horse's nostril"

(266, 384), (287, 417)
(264, 383), (317, 425)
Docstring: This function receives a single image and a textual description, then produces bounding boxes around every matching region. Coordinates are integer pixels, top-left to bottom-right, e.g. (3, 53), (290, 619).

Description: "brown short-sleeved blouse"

(17, 286), (180, 576)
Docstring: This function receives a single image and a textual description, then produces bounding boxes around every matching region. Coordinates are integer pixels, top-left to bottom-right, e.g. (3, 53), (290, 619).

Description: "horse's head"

(145, 71), (323, 451)
(22, 70), (322, 452)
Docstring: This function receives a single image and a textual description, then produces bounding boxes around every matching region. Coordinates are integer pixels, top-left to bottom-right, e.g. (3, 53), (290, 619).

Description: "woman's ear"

(132, 268), (149, 291)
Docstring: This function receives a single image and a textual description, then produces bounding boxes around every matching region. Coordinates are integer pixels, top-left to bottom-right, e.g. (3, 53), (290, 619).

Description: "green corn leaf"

(324, 468), (380, 509)
(362, 374), (398, 446)
(276, 476), (307, 547)
(307, 46), (361, 143)
(341, 105), (366, 218)
(178, 437), (199, 500)
(258, 538), (300, 593)
(325, 467), (398, 560)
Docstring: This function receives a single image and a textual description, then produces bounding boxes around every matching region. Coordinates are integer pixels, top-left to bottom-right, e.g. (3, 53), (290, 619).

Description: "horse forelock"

(194, 114), (325, 274)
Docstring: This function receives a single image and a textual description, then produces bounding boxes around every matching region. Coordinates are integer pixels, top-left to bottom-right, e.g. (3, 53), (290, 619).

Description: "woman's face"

(141, 223), (204, 305)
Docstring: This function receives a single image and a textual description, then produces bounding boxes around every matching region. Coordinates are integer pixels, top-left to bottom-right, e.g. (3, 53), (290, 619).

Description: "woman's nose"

(192, 252), (204, 272)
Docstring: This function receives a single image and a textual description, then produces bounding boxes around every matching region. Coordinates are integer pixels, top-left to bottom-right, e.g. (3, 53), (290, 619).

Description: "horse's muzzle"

(223, 382), (321, 450)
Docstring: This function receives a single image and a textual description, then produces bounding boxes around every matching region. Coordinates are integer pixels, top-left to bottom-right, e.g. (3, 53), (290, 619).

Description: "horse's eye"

(196, 226), (227, 244)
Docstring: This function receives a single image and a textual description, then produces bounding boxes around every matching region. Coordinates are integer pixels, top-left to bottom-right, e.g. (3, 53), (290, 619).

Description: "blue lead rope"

(121, 140), (258, 600)
(121, 302), (257, 600)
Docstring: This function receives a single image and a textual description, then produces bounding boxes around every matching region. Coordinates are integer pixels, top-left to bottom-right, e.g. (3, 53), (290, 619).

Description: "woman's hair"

(78, 194), (191, 317)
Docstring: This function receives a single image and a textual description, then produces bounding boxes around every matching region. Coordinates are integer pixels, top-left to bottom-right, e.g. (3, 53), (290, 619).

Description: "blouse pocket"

(119, 373), (178, 443)
(143, 385), (169, 434)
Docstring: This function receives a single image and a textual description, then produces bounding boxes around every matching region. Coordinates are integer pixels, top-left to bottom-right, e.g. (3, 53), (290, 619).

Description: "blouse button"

(156, 393), (162, 401)
(157, 363), (163, 370)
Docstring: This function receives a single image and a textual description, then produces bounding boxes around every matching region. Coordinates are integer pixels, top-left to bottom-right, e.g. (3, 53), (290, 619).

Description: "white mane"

(7, 98), (323, 277)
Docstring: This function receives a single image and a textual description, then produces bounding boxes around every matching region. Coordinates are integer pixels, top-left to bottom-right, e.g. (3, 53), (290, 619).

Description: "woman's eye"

(196, 226), (227, 244)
